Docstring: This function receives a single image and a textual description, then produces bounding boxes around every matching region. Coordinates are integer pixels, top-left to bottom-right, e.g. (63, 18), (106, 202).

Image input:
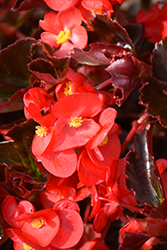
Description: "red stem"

(121, 113), (150, 155)
(100, 219), (111, 241)
(95, 78), (112, 91)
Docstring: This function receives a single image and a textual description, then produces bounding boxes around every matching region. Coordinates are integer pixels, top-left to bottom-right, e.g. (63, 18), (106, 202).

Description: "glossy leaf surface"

(119, 232), (150, 250)
(125, 129), (163, 207)
(90, 15), (135, 53)
(152, 37), (167, 82)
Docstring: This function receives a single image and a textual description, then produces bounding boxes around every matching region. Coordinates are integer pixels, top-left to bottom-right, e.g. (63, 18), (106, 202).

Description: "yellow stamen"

(91, 6), (104, 15)
(99, 135), (108, 147)
(23, 243), (32, 250)
(68, 117), (83, 128)
(35, 126), (47, 137)
(31, 218), (45, 229)
(64, 81), (73, 95)
(56, 28), (71, 44)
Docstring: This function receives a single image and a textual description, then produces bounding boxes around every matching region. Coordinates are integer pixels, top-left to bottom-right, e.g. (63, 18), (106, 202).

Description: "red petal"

(70, 26), (88, 49)
(39, 11), (62, 34)
(32, 127), (54, 158)
(40, 32), (60, 48)
(58, 7), (82, 30)
(21, 210), (60, 247)
(38, 149), (77, 178)
(53, 199), (80, 213)
(43, 0), (78, 11)
(50, 209), (84, 248)
(52, 92), (102, 118)
(53, 118), (100, 151)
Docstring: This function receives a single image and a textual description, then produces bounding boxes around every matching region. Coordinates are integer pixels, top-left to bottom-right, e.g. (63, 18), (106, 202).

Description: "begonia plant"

(1, 0), (167, 249)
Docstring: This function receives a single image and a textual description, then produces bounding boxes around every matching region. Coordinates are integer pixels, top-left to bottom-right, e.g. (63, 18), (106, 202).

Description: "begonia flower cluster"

(1, 0), (167, 250)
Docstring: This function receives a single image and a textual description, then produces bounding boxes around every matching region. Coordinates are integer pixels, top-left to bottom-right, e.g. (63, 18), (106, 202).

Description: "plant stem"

(100, 219), (111, 241)
(95, 78), (112, 91)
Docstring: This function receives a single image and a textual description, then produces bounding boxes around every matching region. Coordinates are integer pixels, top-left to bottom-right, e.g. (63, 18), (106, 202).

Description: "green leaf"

(125, 128), (163, 208)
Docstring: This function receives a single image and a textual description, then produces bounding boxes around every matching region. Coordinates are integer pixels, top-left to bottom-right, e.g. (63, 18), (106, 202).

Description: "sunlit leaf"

(71, 43), (129, 66)
(90, 15), (135, 53)
(125, 128), (163, 207)
(152, 37), (167, 82)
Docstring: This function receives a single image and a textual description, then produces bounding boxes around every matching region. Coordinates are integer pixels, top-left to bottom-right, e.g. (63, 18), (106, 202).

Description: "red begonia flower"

(136, 1), (167, 43)
(2, 196), (35, 228)
(20, 209), (60, 247)
(6, 228), (44, 250)
(39, 7), (88, 57)
(42, 0), (79, 11)
(38, 148), (77, 178)
(24, 87), (56, 127)
(78, 150), (103, 186)
(52, 92), (102, 152)
(40, 174), (78, 208)
(81, 0), (114, 15)
(55, 67), (96, 100)
(6, 199), (83, 249)
(32, 126), (77, 178)
(85, 108), (121, 169)
(78, 149), (107, 186)
(51, 209), (84, 248)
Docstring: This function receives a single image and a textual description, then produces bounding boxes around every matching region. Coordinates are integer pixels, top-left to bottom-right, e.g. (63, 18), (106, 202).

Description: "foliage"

(1, 0), (167, 249)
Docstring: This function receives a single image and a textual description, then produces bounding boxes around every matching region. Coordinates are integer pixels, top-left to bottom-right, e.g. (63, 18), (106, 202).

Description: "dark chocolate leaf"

(125, 128), (163, 208)
(139, 77), (167, 128)
(106, 55), (150, 106)
(71, 43), (130, 66)
(124, 23), (144, 50)
(90, 15), (135, 53)
(119, 232), (150, 250)
(0, 38), (37, 110)
(28, 58), (59, 83)
(11, 0), (47, 11)
(152, 37), (167, 82)
(9, 165), (46, 198)
(0, 119), (37, 173)
(0, 87), (30, 113)
(0, 164), (7, 183)
(29, 42), (70, 83)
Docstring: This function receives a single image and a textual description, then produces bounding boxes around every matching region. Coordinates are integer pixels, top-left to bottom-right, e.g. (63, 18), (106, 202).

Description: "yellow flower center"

(35, 126), (47, 137)
(99, 135), (108, 147)
(64, 81), (73, 95)
(68, 117), (83, 128)
(31, 218), (45, 229)
(23, 243), (32, 250)
(91, 6), (104, 15)
(56, 28), (71, 44)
